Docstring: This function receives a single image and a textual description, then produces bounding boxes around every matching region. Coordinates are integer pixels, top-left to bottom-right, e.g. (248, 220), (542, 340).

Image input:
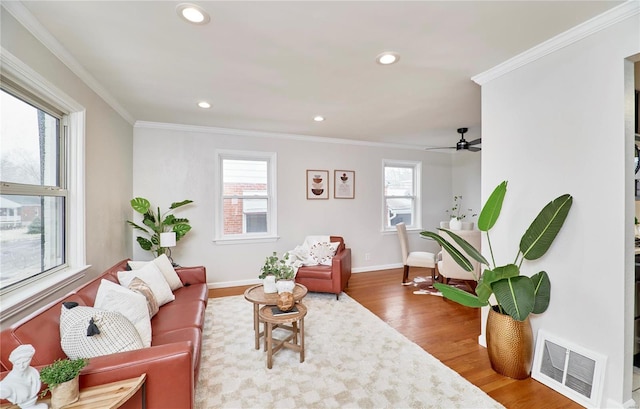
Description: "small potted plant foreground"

(40, 358), (88, 409)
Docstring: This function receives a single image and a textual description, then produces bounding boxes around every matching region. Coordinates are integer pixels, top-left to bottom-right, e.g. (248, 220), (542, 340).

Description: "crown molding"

(2, 1), (135, 124)
(472, 0), (640, 85)
(134, 121), (432, 152)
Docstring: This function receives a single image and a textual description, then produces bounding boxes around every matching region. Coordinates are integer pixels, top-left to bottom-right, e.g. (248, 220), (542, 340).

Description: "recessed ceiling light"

(176, 3), (211, 25)
(198, 101), (211, 109)
(313, 115), (325, 122)
(376, 51), (400, 65)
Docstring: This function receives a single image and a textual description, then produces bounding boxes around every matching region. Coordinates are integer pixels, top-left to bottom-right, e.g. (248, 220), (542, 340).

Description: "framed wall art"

(334, 170), (355, 199)
(306, 170), (329, 199)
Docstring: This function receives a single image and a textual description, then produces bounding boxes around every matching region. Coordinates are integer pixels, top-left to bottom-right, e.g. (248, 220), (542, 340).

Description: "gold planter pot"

(51, 376), (80, 409)
(486, 307), (533, 379)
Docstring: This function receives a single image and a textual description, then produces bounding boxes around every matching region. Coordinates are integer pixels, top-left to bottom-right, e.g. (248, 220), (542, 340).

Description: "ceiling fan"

(426, 128), (481, 152)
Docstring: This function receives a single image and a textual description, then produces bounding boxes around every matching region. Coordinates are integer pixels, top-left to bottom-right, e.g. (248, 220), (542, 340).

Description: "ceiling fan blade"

(468, 138), (481, 146)
(425, 146), (456, 151)
(468, 146), (481, 152)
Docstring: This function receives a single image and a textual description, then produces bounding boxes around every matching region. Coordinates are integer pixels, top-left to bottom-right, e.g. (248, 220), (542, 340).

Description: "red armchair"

(294, 236), (351, 299)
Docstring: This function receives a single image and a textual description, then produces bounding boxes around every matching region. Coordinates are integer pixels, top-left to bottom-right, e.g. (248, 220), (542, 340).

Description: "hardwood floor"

(210, 268), (584, 409)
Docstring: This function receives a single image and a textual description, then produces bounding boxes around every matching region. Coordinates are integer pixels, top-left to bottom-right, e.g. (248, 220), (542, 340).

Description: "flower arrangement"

(446, 195), (477, 221)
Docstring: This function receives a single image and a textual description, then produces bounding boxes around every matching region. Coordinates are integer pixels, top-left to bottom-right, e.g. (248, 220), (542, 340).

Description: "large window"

(383, 160), (421, 230)
(0, 86), (66, 290)
(215, 151), (277, 242)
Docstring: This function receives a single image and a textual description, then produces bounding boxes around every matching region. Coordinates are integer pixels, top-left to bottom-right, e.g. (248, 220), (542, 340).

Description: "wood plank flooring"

(210, 267), (583, 409)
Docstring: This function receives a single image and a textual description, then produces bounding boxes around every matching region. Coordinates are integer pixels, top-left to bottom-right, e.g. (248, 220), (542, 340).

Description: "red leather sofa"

(0, 259), (208, 409)
(294, 236), (352, 299)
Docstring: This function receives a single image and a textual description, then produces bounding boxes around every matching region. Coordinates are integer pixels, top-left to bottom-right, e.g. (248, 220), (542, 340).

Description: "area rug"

(194, 292), (505, 409)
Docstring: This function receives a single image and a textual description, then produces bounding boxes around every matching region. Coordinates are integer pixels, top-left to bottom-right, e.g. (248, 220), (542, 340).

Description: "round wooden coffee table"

(244, 283), (308, 349)
(259, 303), (307, 369)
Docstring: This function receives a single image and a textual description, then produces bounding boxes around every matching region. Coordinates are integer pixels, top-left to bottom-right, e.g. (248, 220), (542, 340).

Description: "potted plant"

(39, 358), (88, 409)
(258, 252), (295, 294)
(446, 195), (476, 230)
(127, 197), (193, 258)
(421, 181), (573, 379)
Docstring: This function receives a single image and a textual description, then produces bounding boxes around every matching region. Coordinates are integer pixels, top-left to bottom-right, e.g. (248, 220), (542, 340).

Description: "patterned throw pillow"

(60, 304), (143, 359)
(309, 241), (339, 266)
(128, 277), (159, 318)
(117, 262), (175, 306)
(127, 254), (183, 291)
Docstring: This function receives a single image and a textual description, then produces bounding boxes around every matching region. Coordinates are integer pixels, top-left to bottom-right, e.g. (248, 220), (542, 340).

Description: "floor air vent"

(532, 330), (607, 408)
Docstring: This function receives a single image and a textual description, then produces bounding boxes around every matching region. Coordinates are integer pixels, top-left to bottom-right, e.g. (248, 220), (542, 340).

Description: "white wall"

(452, 151), (482, 227)
(132, 124), (479, 286)
(478, 8), (639, 407)
(1, 10), (134, 325)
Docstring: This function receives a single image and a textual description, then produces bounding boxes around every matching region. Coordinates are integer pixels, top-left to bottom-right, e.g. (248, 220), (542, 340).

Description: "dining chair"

(436, 229), (481, 291)
(395, 222), (436, 285)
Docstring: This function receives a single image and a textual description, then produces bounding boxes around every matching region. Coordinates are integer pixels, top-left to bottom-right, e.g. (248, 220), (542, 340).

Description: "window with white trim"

(0, 84), (67, 290)
(383, 160), (421, 230)
(215, 151), (277, 242)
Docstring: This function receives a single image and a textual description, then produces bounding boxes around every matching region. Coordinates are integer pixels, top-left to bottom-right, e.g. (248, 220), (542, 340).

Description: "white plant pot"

(450, 217), (463, 230)
(263, 275), (277, 293)
(276, 279), (296, 294)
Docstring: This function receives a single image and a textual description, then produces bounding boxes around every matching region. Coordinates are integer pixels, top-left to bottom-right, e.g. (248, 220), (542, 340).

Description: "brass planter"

(486, 307), (533, 379)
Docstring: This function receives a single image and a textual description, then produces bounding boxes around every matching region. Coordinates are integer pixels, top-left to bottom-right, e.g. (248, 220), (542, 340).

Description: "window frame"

(0, 50), (88, 321)
(214, 149), (278, 244)
(382, 159), (422, 232)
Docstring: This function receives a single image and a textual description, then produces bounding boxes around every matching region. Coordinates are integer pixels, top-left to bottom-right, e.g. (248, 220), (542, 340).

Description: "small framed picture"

(334, 170), (355, 199)
(306, 170), (329, 199)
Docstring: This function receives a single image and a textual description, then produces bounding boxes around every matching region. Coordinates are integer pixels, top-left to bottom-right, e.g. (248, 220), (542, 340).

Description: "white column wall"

(478, 13), (639, 407)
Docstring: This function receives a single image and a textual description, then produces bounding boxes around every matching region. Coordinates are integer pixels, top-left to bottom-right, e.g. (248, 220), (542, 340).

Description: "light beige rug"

(195, 292), (505, 409)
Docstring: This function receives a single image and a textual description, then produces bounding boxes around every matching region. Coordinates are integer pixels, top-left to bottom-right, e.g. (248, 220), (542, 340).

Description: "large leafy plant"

(127, 197), (193, 257)
(420, 181), (573, 321)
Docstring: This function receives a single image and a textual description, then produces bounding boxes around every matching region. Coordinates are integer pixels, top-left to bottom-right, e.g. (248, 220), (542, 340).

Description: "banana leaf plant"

(127, 197), (193, 257)
(420, 181), (573, 321)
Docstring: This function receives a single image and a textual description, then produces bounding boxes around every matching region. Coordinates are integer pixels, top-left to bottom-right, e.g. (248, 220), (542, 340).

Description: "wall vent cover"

(532, 329), (607, 408)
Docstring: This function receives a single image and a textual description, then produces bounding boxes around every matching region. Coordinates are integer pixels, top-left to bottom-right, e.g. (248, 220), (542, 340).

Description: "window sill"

(214, 235), (280, 245)
(0, 264), (90, 322)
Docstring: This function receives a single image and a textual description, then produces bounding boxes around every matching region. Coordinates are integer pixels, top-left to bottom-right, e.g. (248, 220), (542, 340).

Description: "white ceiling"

(8, 1), (623, 148)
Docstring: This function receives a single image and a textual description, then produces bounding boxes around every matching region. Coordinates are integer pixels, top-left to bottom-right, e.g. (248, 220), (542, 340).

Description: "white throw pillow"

(128, 254), (183, 291)
(94, 279), (152, 347)
(118, 262), (175, 306)
(309, 241), (339, 266)
(60, 304), (144, 359)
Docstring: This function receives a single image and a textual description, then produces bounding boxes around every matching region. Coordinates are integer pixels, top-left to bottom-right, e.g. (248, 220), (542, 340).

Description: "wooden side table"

(0, 374), (146, 409)
(258, 303), (307, 369)
(244, 284), (308, 349)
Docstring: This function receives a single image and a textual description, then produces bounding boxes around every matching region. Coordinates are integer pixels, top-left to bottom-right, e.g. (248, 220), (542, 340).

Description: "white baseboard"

(207, 264), (403, 289)
(352, 263), (402, 273)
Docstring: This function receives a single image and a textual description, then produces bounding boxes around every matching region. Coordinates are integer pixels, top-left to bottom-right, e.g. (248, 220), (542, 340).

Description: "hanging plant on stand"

(127, 197), (193, 263)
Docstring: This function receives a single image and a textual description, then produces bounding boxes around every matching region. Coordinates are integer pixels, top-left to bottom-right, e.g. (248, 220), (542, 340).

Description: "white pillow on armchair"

(288, 235), (341, 267)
